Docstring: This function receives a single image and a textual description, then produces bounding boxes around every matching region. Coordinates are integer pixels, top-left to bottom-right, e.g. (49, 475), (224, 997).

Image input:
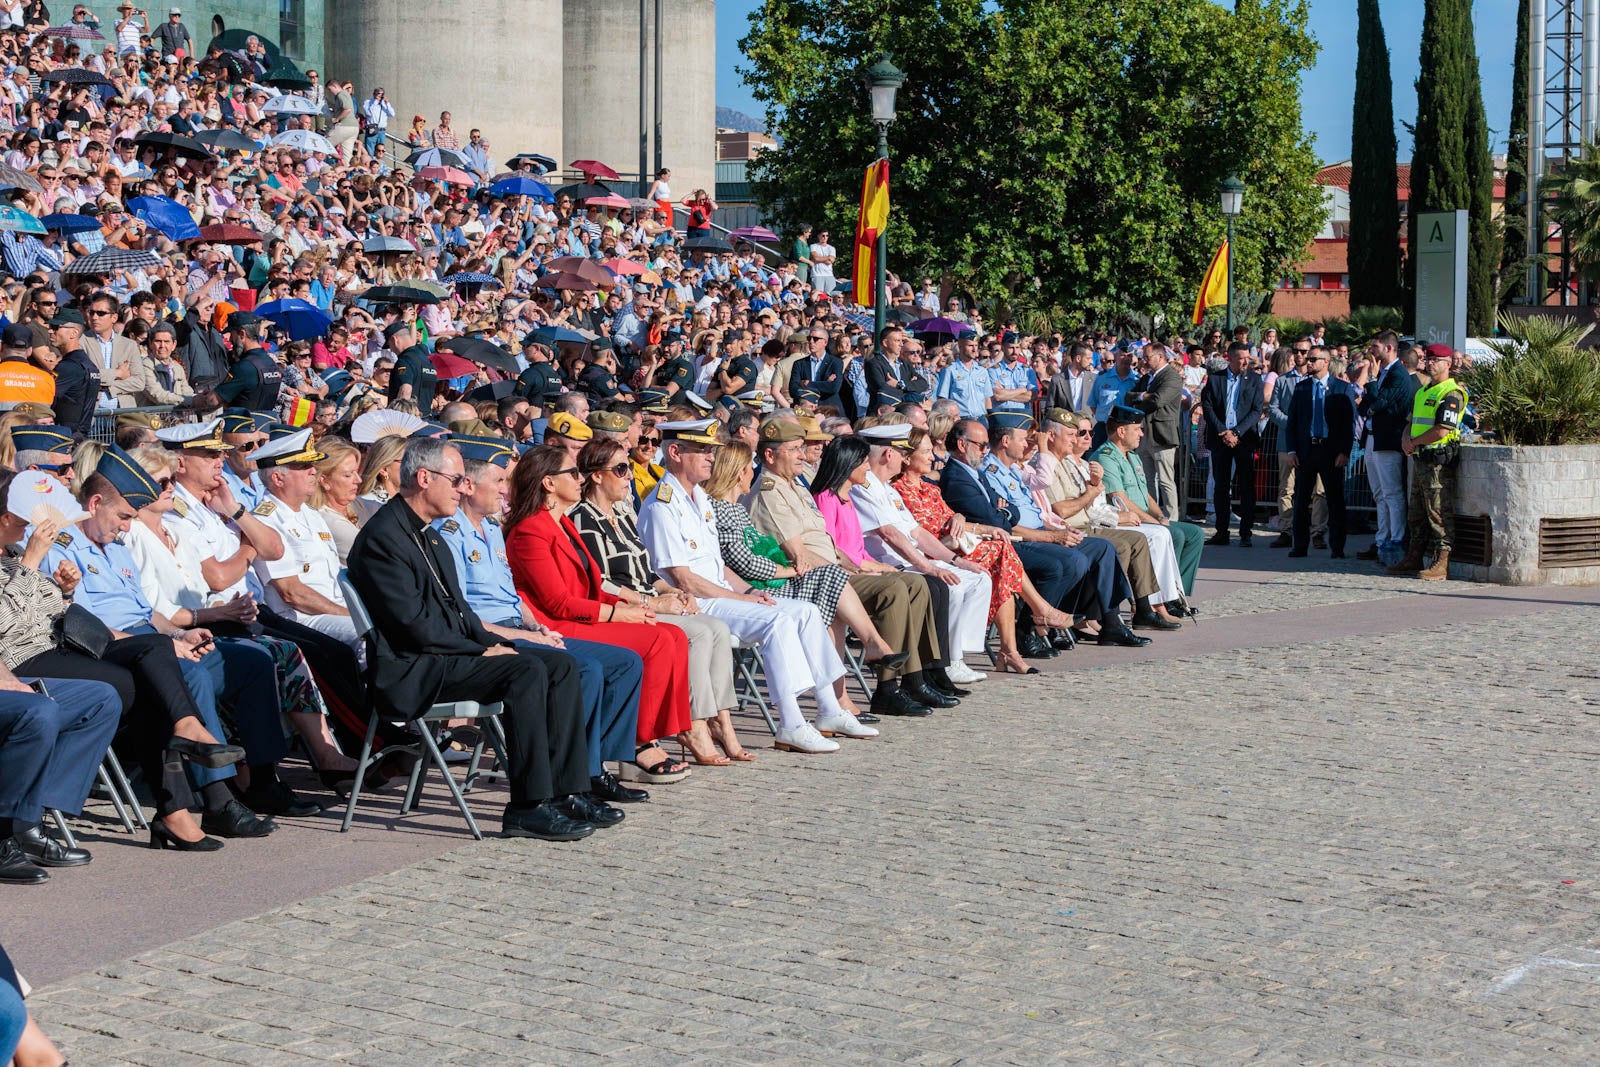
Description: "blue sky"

(715, 0), (1522, 162)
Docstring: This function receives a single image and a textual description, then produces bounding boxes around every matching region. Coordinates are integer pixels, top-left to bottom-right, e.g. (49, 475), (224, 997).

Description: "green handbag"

(743, 527), (791, 590)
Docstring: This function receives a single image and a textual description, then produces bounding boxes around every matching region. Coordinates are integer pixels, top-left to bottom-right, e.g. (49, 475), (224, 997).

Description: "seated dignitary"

(0, 669), (119, 883)
(42, 448), (283, 838)
(0, 469), (249, 855)
(749, 418), (951, 716)
(942, 415), (1148, 649)
(850, 424), (993, 684)
(1032, 408), (1186, 630)
(346, 437), (606, 841)
(637, 419), (860, 753)
(432, 434), (653, 806)
(217, 411), (271, 509)
(1083, 406), (1203, 612)
(10, 426), (78, 490)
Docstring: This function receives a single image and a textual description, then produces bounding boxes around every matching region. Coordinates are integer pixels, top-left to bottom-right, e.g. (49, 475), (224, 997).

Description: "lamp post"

(1218, 173), (1245, 334)
(862, 55), (903, 358)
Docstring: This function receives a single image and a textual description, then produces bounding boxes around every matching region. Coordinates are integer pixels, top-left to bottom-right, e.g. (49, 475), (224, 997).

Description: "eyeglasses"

(553, 466), (581, 479)
(422, 468), (469, 488)
(87, 308), (116, 317)
(638, 435), (660, 445)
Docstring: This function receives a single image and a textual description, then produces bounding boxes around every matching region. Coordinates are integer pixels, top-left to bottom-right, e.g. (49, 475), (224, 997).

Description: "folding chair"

(839, 629), (873, 700)
(337, 570), (508, 841)
(727, 634), (777, 736)
(45, 749), (148, 849)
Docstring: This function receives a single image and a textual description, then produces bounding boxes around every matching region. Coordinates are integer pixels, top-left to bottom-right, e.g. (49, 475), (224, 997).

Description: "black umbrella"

(360, 284), (444, 305)
(505, 152), (558, 173)
(552, 181), (611, 202)
(194, 129), (260, 153)
(683, 236), (734, 255)
(885, 306), (918, 324)
(40, 68), (115, 87)
(464, 380), (520, 403)
(206, 29), (281, 62)
(262, 58), (311, 90)
(134, 131), (214, 161)
(440, 336), (519, 374)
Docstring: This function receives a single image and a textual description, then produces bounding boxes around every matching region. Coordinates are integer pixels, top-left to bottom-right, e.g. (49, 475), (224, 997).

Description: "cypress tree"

(1501, 0), (1530, 302)
(1348, 0), (1402, 310)
(1408, 0), (1498, 333)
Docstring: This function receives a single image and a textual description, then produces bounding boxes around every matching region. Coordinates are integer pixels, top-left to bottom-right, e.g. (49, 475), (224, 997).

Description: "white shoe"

(814, 710), (879, 739)
(946, 662), (986, 684)
(773, 722), (840, 753)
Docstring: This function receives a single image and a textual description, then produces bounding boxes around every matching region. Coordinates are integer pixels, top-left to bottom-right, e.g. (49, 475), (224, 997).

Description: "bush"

(1470, 313), (1600, 445)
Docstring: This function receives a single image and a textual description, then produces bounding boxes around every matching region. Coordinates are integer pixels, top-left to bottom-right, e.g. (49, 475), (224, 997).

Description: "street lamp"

(1218, 173), (1245, 333)
(862, 55), (904, 356)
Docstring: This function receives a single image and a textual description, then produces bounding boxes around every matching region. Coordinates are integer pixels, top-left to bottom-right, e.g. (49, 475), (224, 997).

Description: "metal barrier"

(88, 405), (189, 444)
(1181, 420), (1377, 528)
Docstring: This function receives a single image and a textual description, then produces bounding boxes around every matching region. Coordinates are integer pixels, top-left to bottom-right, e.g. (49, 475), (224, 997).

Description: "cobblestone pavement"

(22, 570), (1600, 1064)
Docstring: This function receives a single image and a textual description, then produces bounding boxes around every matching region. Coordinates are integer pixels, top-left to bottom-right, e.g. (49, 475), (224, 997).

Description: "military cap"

(49, 308), (86, 328)
(636, 388), (671, 414)
(758, 419), (804, 444)
(858, 423), (912, 449)
(987, 411), (1035, 433)
(154, 418), (234, 451)
(546, 410), (593, 442)
(253, 426), (327, 468)
(656, 418), (722, 446)
(587, 409), (631, 433)
(1043, 407), (1078, 428)
(1106, 404), (1145, 427)
(94, 444), (163, 508)
(11, 424), (74, 459)
(449, 434), (516, 468)
(872, 387), (904, 408)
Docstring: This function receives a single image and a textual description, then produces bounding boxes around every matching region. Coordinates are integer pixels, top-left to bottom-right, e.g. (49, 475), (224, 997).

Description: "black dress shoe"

(590, 771), (648, 804)
(1130, 611), (1182, 632)
(1018, 631), (1057, 659)
(200, 798), (277, 838)
(1330, 551), (1347, 559)
(503, 800), (595, 841)
(1048, 627), (1077, 651)
(1312, 534), (1328, 549)
(854, 711), (881, 724)
(1097, 622), (1152, 647)
(925, 669), (970, 698)
(1354, 546), (1380, 561)
(1238, 535), (1253, 547)
(0, 839), (47, 884)
(1287, 549), (1308, 558)
(12, 825), (90, 867)
(870, 687), (933, 717)
(1205, 533), (1230, 547)
(240, 778), (322, 818)
(561, 792), (624, 828)
(1269, 534), (1292, 548)
(904, 681), (959, 708)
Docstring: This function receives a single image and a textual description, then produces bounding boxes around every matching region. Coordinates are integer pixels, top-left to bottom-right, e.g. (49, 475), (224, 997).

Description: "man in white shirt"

(808, 230), (837, 295)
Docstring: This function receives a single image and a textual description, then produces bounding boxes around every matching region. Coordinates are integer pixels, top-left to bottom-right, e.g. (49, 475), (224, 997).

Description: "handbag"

(940, 529), (982, 556)
(55, 603), (114, 659)
(742, 527), (792, 590)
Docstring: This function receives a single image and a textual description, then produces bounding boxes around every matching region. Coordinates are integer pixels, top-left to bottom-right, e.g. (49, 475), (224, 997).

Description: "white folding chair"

(337, 570), (507, 841)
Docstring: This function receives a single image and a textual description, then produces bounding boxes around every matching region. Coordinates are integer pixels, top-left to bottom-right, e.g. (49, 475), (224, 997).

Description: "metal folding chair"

(336, 570), (507, 841)
(727, 634), (777, 735)
(45, 748), (148, 848)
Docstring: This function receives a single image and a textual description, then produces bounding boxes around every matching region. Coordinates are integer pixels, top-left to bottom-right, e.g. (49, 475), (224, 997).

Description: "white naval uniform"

(249, 493), (363, 654)
(851, 471), (992, 661)
(637, 471), (845, 731)
(163, 481), (263, 601)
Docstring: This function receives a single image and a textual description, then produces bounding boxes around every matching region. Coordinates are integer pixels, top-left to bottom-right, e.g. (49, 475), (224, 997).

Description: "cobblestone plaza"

(10, 552), (1600, 1064)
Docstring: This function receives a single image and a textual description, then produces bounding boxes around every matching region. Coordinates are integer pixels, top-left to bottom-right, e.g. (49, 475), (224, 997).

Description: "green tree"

(1348, 0), (1402, 310)
(1501, 0), (1530, 301)
(1541, 143), (1600, 283)
(737, 0), (1325, 327)
(1407, 0), (1498, 333)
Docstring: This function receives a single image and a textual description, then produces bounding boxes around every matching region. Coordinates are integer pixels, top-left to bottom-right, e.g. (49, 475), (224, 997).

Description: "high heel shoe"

(993, 649), (1040, 675)
(864, 650), (910, 671)
(706, 720), (756, 762)
(149, 822), (224, 852)
(317, 761), (390, 799)
(676, 732), (731, 766)
(163, 736), (246, 770)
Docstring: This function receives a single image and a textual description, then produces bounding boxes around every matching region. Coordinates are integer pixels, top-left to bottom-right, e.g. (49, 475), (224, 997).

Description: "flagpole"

(874, 124), (889, 352)
(863, 57), (903, 361)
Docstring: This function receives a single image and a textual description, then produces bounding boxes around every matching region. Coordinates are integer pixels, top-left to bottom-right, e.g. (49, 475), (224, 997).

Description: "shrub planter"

(1452, 442), (1600, 585)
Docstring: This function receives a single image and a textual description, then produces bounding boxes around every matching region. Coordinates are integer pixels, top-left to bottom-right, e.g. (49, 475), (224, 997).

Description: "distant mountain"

(717, 107), (766, 133)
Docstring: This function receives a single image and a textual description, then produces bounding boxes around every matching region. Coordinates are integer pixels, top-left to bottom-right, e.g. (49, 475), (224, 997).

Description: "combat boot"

(1385, 551), (1424, 576)
(1418, 550), (1450, 581)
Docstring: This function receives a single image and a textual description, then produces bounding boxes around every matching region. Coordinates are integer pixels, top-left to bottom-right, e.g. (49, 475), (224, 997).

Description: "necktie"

(1312, 380), (1327, 438)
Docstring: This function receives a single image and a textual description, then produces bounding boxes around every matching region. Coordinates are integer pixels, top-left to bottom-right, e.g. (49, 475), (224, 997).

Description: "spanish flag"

(1191, 241), (1229, 325)
(853, 159), (890, 306)
(284, 396), (316, 427)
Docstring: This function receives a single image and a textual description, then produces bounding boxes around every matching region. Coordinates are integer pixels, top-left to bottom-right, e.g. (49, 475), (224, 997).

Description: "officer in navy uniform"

(48, 309), (100, 438)
(212, 313), (284, 413)
(433, 435), (648, 805)
(386, 322), (438, 405)
(11, 425), (78, 488)
(657, 348), (696, 398)
(516, 336), (563, 401)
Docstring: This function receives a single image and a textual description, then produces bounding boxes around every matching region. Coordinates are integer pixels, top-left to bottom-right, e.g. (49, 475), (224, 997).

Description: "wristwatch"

(230, 504), (247, 521)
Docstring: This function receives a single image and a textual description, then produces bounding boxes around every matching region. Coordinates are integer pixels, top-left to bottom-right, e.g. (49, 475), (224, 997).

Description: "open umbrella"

(543, 258), (615, 286)
(39, 68), (115, 87)
(64, 248), (162, 274)
(133, 131), (213, 161)
(360, 236), (416, 256)
(0, 165), (41, 194)
(627, 197), (658, 211)
(568, 159), (621, 181)
(908, 316), (976, 341)
(127, 195), (200, 242)
(361, 284), (444, 305)
(271, 130), (335, 155)
(197, 222), (264, 245)
(417, 165), (475, 186)
(465, 380), (520, 403)
(524, 325), (590, 347)
(439, 336), (519, 374)
(552, 181), (611, 202)
(41, 24), (103, 39)
(255, 298), (333, 341)
(884, 305), (919, 324)
(261, 58), (312, 90)
(583, 193), (632, 209)
(0, 204), (45, 235)
(194, 129), (261, 153)
(504, 152), (558, 173)
(207, 29), (281, 61)
(40, 212), (102, 235)
(682, 236), (734, 255)
(260, 95), (324, 117)
(440, 272), (503, 292)
(405, 146), (470, 170)
(730, 225), (780, 243)
(601, 257), (647, 276)
(536, 271), (603, 292)
(429, 350), (480, 378)
(489, 175), (553, 201)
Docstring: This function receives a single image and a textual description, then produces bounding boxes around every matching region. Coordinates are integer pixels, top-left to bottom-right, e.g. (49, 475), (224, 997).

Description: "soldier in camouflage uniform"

(1389, 345), (1467, 582)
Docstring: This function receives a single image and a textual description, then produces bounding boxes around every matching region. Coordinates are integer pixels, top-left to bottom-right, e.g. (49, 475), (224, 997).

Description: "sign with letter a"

(1414, 210), (1468, 350)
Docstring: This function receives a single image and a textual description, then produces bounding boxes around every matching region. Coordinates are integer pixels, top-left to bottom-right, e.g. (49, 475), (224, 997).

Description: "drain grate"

(1538, 516), (1600, 568)
(1452, 514), (1492, 566)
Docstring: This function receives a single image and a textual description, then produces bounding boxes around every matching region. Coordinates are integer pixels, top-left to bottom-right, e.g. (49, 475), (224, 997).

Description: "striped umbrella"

(41, 24), (104, 39)
(64, 248), (163, 274)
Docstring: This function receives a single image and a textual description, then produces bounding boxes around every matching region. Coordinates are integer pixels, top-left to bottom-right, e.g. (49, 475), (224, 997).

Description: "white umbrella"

(272, 129), (336, 155)
(261, 96), (325, 116)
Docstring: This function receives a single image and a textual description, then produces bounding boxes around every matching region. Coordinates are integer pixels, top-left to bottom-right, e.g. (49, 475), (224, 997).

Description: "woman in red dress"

(505, 445), (692, 782)
(892, 427), (1072, 674)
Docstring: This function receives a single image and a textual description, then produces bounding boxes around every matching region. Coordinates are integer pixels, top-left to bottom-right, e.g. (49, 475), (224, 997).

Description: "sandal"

(677, 729), (731, 766)
(707, 720), (756, 762)
(618, 743), (692, 783)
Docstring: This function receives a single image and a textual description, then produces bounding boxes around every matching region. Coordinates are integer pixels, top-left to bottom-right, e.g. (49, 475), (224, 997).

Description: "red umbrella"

(601, 257), (646, 276)
(536, 271), (604, 292)
(417, 165), (476, 186)
(569, 159), (621, 181)
(197, 222), (263, 245)
(430, 350), (481, 378)
(584, 193), (632, 209)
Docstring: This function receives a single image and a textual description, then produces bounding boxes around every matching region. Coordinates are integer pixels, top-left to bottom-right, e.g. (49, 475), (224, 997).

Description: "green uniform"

(1405, 376), (1466, 553)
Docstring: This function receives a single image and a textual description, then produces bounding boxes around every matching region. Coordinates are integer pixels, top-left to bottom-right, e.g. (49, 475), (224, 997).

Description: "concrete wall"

(1454, 443), (1600, 586)
(94, 0), (328, 70)
(325, 0), (564, 166)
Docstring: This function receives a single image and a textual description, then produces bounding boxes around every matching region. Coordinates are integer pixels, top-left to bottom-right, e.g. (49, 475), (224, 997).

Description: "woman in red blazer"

(505, 445), (693, 782)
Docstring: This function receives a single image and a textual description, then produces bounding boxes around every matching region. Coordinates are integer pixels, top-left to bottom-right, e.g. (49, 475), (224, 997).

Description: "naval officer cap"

(155, 418), (234, 451)
(656, 418), (723, 446)
(253, 426), (327, 468)
(859, 423), (912, 449)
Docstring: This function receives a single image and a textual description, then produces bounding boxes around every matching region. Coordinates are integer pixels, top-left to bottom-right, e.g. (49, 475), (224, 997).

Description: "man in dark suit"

(864, 324), (918, 404)
(1201, 341), (1265, 546)
(787, 330), (844, 409)
(1355, 330), (1419, 559)
(1283, 345), (1357, 558)
(347, 437), (602, 842)
(1125, 341), (1184, 516)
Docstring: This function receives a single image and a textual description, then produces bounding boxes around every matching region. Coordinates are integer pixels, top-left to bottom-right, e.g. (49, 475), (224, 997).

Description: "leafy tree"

(1541, 144), (1600, 283)
(1501, 0), (1530, 302)
(1348, 0), (1402, 310)
(738, 0), (1325, 327)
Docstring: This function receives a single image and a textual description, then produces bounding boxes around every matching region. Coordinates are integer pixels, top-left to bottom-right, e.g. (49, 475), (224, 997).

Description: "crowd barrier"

(1180, 420), (1378, 528)
(88, 406), (191, 444)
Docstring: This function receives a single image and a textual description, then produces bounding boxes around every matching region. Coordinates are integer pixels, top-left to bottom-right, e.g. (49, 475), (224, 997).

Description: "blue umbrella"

(255, 298), (333, 341)
(0, 203), (46, 235)
(127, 195), (200, 242)
(489, 175), (554, 202)
(40, 212), (102, 235)
(440, 272), (503, 290)
(524, 325), (589, 347)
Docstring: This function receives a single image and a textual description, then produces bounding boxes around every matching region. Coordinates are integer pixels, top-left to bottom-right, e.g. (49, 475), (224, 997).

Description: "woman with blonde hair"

(311, 437), (363, 562)
(352, 434), (407, 525)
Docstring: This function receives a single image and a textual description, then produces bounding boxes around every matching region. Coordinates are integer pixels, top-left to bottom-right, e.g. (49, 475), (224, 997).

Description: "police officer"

(516, 338), (563, 402)
(1390, 343), (1468, 581)
(213, 313), (284, 413)
(48, 309), (99, 438)
(385, 321), (437, 405)
(433, 435), (648, 805)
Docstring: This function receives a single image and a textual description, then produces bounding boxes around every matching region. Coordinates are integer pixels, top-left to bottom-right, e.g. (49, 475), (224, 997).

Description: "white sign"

(1415, 210), (1468, 351)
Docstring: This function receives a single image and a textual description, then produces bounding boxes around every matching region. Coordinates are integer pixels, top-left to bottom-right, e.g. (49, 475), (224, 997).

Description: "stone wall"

(1454, 443), (1600, 585)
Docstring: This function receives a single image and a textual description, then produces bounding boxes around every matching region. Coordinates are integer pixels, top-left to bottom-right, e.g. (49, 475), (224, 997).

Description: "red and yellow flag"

(853, 159), (890, 306)
(1191, 241), (1229, 325)
(284, 396), (316, 427)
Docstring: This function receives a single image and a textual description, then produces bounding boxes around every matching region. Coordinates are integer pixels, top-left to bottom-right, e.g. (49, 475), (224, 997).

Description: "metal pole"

(638, 0), (648, 197)
(1584, 0), (1599, 141)
(1531, 0), (1547, 303)
(652, 0), (663, 180)
(874, 122), (889, 358)
(1224, 217), (1235, 334)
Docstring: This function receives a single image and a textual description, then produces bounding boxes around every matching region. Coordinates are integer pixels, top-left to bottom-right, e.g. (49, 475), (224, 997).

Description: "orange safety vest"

(0, 359), (55, 408)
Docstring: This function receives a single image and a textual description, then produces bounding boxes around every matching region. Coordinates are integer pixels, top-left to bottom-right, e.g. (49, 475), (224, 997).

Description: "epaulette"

(656, 482), (673, 503)
(439, 519), (460, 533)
(53, 530), (73, 547)
(171, 497), (188, 518)
(252, 500), (276, 516)
(485, 515), (500, 526)
(760, 476), (776, 491)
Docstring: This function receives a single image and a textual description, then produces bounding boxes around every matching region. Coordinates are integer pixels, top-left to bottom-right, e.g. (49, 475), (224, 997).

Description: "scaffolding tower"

(1529, 0), (1600, 304)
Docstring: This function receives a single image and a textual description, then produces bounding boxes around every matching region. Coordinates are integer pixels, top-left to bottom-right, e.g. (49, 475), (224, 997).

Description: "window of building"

(279, 0), (303, 58)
